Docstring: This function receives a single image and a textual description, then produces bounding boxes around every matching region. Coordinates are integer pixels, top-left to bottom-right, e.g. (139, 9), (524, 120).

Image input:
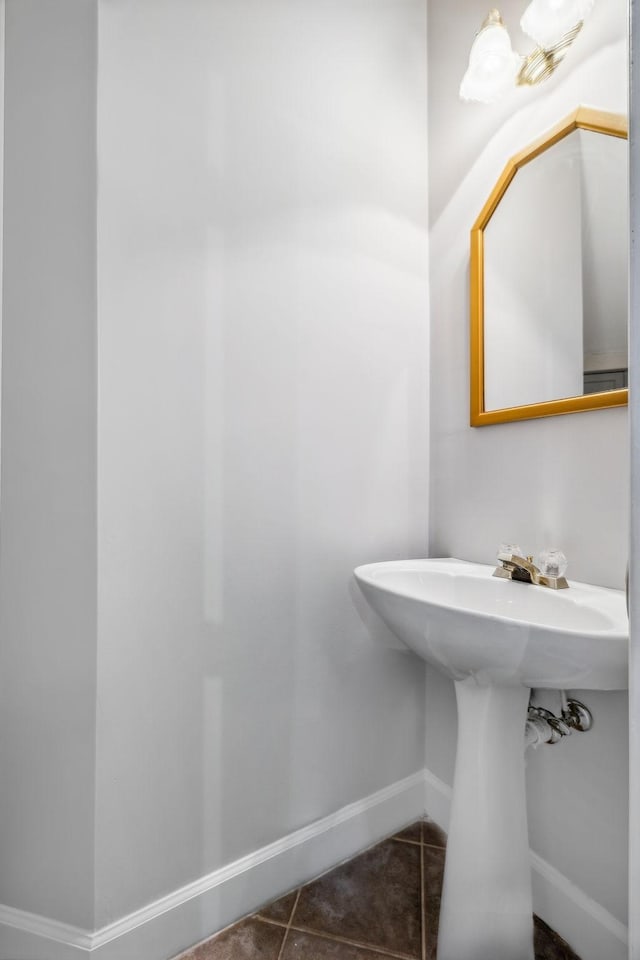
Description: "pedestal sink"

(354, 558), (628, 960)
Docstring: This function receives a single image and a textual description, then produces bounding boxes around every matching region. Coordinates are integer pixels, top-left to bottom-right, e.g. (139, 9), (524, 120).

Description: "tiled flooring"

(176, 820), (581, 960)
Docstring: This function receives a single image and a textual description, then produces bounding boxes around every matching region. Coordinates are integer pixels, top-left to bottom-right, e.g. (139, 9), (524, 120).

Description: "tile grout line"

(257, 900), (419, 959)
(285, 923), (421, 960)
(393, 838), (446, 853)
(275, 888), (302, 960)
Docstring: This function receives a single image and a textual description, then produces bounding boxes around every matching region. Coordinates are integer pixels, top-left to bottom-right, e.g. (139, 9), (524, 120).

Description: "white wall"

(0, 0), (98, 931)
(427, 0), (629, 943)
(95, 0), (429, 929)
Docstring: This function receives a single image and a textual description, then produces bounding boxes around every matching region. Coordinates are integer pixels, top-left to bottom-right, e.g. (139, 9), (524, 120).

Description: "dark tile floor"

(175, 820), (581, 960)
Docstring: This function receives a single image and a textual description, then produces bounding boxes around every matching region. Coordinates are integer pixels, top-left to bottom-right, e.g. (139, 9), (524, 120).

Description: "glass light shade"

(460, 18), (521, 104)
(520, 0), (594, 49)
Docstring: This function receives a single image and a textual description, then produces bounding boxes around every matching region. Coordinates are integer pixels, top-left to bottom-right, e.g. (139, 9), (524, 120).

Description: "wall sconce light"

(460, 1), (595, 103)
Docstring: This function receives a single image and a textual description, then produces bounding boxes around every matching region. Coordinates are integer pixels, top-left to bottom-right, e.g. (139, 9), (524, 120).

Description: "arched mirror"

(470, 106), (628, 426)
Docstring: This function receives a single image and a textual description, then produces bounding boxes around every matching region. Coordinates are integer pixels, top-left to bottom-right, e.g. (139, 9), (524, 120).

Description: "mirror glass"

(470, 108), (628, 426)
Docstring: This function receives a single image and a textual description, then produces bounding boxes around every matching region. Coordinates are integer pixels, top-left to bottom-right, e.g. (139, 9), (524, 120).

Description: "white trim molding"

(0, 770), (427, 960)
(0, 768), (625, 960)
(629, 4), (640, 959)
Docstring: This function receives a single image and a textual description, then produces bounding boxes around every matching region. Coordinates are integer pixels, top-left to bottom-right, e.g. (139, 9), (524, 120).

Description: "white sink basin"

(354, 557), (628, 960)
(354, 557), (628, 689)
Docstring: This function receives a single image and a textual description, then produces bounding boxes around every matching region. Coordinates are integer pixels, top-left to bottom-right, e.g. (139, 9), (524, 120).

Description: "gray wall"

(427, 0), (629, 927)
(94, 0), (429, 925)
(0, 0), (98, 929)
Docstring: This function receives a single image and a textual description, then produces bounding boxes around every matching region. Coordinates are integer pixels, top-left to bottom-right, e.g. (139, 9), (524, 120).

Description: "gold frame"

(470, 106), (628, 427)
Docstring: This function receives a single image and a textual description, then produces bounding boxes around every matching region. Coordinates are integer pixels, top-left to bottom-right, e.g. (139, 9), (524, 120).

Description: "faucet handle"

(497, 543), (522, 562)
(538, 549), (567, 579)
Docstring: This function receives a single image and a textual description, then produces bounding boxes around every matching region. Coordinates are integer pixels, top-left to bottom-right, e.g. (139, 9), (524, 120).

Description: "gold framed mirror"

(470, 106), (628, 427)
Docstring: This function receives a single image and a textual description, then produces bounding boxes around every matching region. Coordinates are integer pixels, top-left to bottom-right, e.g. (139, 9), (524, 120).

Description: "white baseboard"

(423, 767), (628, 960)
(0, 770), (427, 960)
(2, 767), (625, 960)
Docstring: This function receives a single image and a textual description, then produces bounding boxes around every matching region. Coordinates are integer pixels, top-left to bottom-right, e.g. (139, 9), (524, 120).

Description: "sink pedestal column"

(437, 681), (533, 960)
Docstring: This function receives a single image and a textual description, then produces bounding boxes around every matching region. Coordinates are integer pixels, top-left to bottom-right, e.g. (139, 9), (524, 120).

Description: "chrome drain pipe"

(526, 694), (593, 747)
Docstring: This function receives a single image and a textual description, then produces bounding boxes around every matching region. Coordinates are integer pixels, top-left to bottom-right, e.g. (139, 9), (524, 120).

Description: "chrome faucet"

(493, 552), (569, 590)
